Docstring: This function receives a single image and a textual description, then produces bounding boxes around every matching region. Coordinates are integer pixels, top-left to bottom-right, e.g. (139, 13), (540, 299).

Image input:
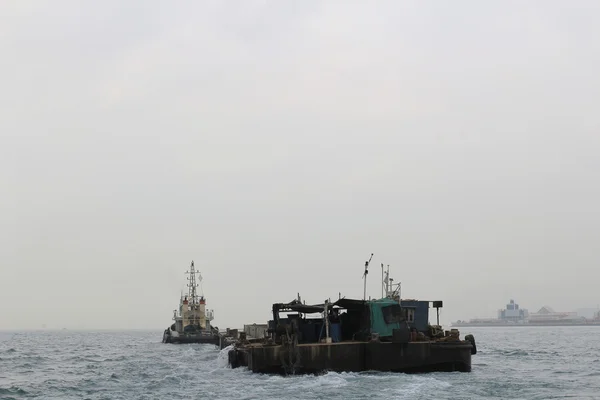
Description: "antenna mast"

(362, 253), (373, 301)
(382, 264), (390, 297)
(381, 264), (401, 302)
(381, 263), (384, 298)
(186, 260), (200, 305)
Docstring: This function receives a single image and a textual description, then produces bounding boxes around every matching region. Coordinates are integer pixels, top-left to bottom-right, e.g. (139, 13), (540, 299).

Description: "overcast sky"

(2, 0), (600, 330)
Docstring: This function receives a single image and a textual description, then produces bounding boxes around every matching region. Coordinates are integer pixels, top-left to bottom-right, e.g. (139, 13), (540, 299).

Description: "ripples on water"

(1, 327), (599, 399)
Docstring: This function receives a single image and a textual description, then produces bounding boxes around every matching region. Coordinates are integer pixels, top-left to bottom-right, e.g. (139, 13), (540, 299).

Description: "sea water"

(1, 327), (599, 399)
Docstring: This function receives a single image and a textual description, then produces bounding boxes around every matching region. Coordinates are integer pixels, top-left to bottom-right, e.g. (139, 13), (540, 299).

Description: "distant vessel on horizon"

(452, 300), (600, 327)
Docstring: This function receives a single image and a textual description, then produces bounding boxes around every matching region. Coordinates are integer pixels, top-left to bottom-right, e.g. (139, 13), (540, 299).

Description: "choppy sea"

(1, 327), (599, 399)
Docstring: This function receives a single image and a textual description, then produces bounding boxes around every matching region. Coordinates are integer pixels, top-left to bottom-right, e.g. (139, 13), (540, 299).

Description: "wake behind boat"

(162, 260), (221, 345)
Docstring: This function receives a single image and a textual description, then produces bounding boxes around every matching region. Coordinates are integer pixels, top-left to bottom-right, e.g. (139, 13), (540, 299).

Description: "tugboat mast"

(186, 260), (202, 305)
(185, 260), (204, 326)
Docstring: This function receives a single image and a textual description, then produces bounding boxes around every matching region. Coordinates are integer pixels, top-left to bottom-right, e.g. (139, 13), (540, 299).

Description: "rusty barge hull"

(229, 340), (472, 374)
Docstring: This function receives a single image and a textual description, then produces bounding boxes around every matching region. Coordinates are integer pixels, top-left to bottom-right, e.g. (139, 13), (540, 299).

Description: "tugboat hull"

(162, 329), (221, 345)
(166, 335), (221, 345)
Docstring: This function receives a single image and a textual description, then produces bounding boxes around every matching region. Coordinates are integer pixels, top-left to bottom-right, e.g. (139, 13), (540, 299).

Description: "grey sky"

(2, 1), (600, 330)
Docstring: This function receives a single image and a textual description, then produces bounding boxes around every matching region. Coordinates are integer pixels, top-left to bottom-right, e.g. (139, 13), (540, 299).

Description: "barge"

(227, 261), (476, 374)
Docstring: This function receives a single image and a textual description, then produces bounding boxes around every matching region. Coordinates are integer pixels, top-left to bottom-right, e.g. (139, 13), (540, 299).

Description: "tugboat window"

(382, 304), (403, 324)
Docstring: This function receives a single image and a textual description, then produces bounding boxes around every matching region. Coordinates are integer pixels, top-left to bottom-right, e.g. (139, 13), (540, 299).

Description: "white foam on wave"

(380, 375), (452, 398)
(215, 344), (234, 368)
(286, 371), (452, 399)
(288, 372), (350, 389)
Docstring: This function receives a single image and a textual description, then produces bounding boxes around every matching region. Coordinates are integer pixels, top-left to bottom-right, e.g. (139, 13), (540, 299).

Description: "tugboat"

(162, 261), (221, 345)
(227, 257), (476, 374)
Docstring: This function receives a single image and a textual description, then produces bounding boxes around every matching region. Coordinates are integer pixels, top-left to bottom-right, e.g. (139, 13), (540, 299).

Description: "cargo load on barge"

(162, 261), (221, 345)
(227, 259), (476, 374)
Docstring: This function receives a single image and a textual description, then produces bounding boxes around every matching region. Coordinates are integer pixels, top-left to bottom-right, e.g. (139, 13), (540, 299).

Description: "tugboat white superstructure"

(162, 261), (220, 345)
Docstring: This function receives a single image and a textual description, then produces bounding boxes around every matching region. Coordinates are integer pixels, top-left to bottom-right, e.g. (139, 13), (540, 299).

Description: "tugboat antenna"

(186, 260), (200, 305)
(363, 253), (373, 301)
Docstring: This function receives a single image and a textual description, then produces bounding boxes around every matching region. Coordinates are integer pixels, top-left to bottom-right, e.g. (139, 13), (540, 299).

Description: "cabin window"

(381, 304), (403, 324)
(403, 308), (415, 322)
